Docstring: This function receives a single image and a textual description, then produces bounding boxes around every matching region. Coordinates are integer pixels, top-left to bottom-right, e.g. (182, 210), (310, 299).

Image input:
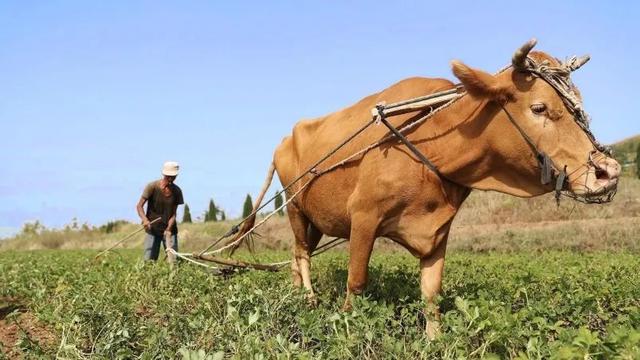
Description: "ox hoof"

(341, 299), (353, 312)
(306, 293), (319, 308)
(426, 320), (441, 340)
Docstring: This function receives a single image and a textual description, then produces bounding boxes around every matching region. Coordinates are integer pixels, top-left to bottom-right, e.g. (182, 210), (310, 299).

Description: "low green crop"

(0, 250), (638, 359)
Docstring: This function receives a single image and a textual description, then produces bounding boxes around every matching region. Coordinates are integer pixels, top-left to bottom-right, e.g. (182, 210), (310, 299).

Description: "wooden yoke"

(372, 86), (464, 119)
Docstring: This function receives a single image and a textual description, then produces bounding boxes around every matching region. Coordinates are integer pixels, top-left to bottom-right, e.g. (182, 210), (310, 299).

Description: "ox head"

(450, 39), (619, 203)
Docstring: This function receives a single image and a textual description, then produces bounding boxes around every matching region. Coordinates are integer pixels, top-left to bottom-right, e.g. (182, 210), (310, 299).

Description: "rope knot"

(373, 102), (386, 124)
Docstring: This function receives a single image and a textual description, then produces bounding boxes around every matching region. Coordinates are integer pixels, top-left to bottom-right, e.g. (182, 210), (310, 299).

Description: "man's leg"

(143, 233), (162, 260)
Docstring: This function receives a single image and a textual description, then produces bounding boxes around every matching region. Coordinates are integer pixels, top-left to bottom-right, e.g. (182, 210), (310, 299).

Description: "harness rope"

(199, 176), (316, 257)
(174, 92), (461, 272)
(189, 90), (464, 264)
(190, 96), (461, 265)
(167, 237), (349, 273)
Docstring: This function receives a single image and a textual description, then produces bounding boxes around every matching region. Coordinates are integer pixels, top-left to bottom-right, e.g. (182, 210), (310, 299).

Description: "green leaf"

(248, 311), (260, 326)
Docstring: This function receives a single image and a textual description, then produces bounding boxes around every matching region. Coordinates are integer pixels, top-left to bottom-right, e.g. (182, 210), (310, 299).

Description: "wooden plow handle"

(94, 217), (161, 259)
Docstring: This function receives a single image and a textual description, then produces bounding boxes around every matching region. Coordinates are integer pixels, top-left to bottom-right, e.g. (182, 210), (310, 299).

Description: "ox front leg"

(419, 235), (448, 340)
(342, 216), (377, 311)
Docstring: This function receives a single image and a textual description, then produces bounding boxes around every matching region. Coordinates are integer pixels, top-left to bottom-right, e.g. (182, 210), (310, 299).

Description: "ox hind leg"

(288, 204), (323, 301)
(419, 229), (449, 340)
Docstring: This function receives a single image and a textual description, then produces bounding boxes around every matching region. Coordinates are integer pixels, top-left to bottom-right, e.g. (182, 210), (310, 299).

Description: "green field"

(1, 249), (639, 359)
(2, 179), (640, 358)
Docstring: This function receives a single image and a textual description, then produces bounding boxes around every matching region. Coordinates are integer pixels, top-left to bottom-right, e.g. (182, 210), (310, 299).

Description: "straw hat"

(161, 161), (179, 176)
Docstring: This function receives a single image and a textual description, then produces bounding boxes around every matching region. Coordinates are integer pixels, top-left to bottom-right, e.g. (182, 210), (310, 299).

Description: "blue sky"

(1, 1), (638, 236)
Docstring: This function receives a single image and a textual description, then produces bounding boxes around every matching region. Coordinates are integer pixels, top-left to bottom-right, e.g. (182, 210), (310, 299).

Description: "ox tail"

(228, 161), (277, 256)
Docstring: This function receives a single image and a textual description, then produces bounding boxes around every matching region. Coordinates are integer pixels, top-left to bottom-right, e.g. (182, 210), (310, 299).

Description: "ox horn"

(569, 54), (591, 71)
(512, 38), (538, 71)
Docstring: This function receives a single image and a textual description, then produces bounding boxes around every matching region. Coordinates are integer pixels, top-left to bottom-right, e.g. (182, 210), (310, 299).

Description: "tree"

(205, 199), (219, 222)
(274, 190), (285, 216)
(220, 211), (226, 221)
(636, 143), (640, 178)
(242, 194), (253, 218)
(182, 204), (192, 223)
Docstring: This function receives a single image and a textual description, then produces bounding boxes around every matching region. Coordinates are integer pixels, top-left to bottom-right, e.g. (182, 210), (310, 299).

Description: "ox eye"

(530, 103), (547, 115)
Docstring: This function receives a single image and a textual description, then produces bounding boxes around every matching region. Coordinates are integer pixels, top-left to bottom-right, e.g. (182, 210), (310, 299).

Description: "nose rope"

(499, 102), (617, 205)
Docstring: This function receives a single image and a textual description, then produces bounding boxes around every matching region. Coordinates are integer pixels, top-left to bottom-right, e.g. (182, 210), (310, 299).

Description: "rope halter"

(509, 39), (616, 204)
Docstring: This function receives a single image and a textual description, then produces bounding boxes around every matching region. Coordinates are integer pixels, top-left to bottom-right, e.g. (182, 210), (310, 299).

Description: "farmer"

(136, 161), (184, 261)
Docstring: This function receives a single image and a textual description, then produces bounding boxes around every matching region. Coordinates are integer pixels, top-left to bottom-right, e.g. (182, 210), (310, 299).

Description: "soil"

(0, 297), (56, 358)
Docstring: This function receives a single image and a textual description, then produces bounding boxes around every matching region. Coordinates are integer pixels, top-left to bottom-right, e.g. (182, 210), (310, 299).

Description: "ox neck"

(409, 94), (543, 196)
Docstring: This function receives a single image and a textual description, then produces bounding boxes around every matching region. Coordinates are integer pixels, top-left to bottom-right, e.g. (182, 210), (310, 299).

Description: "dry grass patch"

(2, 178), (639, 253)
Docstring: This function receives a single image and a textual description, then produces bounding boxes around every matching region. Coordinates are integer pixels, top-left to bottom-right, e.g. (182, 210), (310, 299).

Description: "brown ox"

(238, 40), (620, 337)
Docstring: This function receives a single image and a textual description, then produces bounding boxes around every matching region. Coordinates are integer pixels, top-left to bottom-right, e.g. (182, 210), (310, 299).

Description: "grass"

(0, 250), (638, 359)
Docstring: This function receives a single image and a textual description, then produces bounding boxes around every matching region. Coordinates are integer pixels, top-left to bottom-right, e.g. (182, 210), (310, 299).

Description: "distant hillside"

(611, 135), (640, 176)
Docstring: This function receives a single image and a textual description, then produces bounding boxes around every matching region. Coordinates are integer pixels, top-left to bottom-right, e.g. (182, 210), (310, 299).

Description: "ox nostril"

(593, 159), (620, 181)
(595, 167), (609, 181)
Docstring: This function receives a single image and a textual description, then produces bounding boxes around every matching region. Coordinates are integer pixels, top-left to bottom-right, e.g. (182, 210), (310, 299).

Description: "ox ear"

(451, 60), (514, 103)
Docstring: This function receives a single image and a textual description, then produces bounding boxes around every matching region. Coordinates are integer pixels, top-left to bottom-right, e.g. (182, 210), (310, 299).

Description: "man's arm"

(136, 197), (151, 230)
